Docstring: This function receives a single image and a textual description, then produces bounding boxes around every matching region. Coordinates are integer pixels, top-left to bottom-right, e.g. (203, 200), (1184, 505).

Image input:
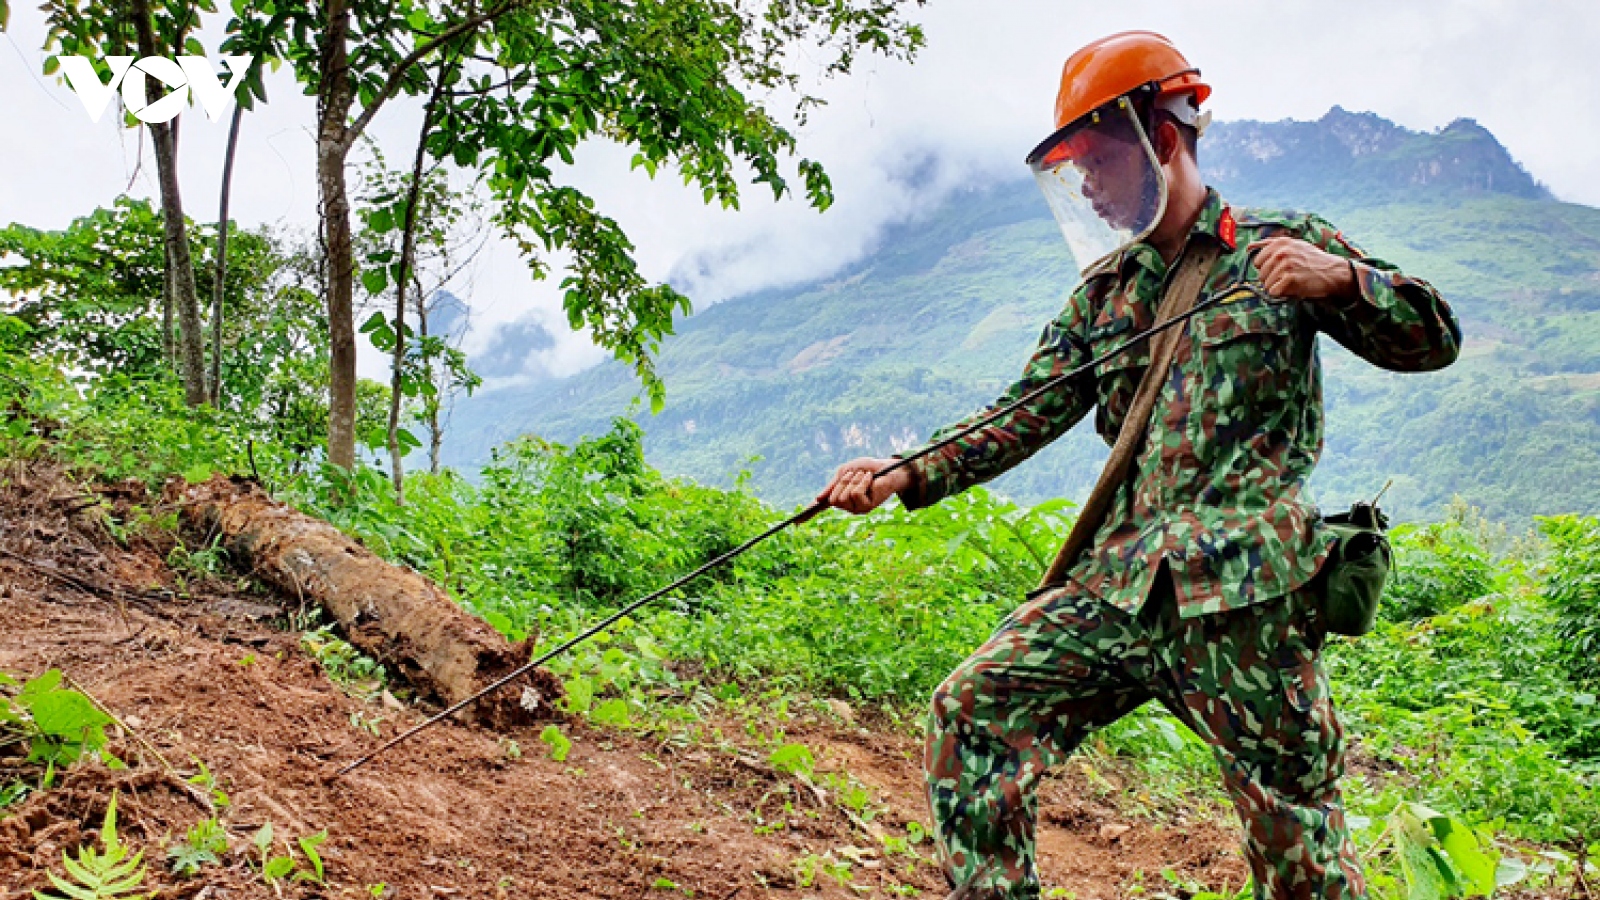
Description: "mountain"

(443, 108), (1600, 522)
(1204, 106), (1550, 207)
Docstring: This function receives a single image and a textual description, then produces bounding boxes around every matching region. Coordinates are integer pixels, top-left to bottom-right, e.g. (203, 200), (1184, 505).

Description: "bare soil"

(0, 461), (1248, 899)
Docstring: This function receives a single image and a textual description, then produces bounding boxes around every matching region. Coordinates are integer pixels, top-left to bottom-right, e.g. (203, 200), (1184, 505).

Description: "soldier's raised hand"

(1246, 235), (1361, 303)
(817, 457), (912, 515)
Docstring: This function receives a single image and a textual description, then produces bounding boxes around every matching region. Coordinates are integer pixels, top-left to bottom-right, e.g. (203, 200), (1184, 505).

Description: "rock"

(1098, 823), (1132, 842)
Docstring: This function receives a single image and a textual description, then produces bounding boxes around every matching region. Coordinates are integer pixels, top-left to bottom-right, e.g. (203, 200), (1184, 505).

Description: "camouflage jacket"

(898, 188), (1462, 618)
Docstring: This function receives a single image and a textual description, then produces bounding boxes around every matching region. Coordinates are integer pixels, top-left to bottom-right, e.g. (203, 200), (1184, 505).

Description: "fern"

(167, 817), (227, 877)
(34, 789), (146, 900)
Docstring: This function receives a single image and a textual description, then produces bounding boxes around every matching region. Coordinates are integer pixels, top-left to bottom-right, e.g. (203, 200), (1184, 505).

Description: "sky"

(2, 0), (1596, 387)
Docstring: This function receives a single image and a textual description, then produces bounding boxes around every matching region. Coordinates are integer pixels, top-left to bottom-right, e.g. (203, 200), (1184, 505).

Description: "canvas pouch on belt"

(1316, 501), (1393, 637)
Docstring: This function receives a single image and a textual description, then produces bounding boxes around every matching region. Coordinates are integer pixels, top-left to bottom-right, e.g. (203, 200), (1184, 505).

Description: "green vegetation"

(166, 818), (228, 878)
(34, 791), (147, 900)
(248, 822), (326, 886)
(5, 105), (1600, 898)
(300, 623), (387, 700)
(1, 670), (120, 808)
(6, 317), (1600, 895)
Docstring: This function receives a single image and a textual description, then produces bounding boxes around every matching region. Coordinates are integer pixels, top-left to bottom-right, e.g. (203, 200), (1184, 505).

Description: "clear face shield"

(1025, 96), (1167, 273)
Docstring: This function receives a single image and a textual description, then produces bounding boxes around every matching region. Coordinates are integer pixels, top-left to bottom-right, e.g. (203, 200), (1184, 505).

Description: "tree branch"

(340, 0), (534, 153)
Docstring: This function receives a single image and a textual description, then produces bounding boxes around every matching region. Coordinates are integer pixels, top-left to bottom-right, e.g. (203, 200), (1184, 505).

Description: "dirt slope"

(0, 463), (1246, 899)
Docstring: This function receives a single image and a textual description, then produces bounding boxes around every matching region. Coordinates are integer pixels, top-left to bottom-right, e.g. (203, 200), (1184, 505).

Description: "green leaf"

(589, 698), (631, 727)
(561, 676), (594, 715)
(1494, 857), (1529, 889)
(19, 669), (63, 701)
(294, 830), (327, 882)
(768, 743), (814, 778)
(168, 843), (219, 877)
(43, 869), (103, 900)
(0, 782), (29, 808)
(484, 611), (514, 636)
(361, 269), (388, 295)
(184, 37), (206, 56)
(633, 635), (665, 661)
(252, 822), (274, 857)
(263, 856), (294, 880)
(25, 686), (110, 748)
(539, 724), (571, 762)
(1391, 804), (1465, 900)
(1431, 817), (1497, 896)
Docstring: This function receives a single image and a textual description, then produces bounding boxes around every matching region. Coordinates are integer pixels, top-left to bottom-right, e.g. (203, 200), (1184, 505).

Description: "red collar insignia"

(1217, 207), (1237, 250)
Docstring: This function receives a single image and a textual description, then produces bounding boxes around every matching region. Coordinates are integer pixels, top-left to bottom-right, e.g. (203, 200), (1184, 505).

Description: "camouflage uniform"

(897, 189), (1461, 899)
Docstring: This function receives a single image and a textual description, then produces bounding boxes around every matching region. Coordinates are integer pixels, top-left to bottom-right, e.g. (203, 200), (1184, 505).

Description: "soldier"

(815, 31), (1461, 900)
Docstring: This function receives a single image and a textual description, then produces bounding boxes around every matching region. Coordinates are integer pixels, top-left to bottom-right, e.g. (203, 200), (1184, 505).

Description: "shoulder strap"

(1038, 241), (1221, 590)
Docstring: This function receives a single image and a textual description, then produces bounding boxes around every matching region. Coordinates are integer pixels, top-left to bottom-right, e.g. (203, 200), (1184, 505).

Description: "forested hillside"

(446, 108), (1600, 522)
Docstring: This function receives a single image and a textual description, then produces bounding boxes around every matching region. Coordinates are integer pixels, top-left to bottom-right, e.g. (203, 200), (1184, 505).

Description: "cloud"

(472, 317), (557, 380)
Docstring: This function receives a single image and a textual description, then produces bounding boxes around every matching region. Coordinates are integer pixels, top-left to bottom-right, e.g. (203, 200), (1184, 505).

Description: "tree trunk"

(133, 0), (207, 407)
(210, 102), (244, 405)
(177, 476), (558, 727)
(385, 68), (448, 503)
(420, 291), (443, 474)
(161, 244), (175, 365)
(319, 0), (358, 469)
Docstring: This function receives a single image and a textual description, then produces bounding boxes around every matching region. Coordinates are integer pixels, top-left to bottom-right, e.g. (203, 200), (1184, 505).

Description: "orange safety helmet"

(1051, 31), (1209, 131)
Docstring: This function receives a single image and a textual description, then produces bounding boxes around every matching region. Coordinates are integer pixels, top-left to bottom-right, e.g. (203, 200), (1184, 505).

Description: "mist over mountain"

(445, 108), (1600, 521)
(473, 317), (558, 380)
(426, 290), (472, 342)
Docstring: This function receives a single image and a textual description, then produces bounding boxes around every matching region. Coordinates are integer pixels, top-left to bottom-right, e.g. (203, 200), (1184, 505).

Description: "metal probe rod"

(335, 502), (822, 776)
(335, 286), (1247, 776)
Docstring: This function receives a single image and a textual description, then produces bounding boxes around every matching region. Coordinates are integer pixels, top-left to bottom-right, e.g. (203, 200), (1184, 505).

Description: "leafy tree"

(225, 0), (926, 469)
(236, 229), (388, 470)
(215, 229), (330, 455)
(356, 50), (471, 502)
(39, 0), (218, 406)
(0, 198), (171, 378)
(357, 145), (486, 492)
(413, 298), (483, 475)
(0, 204), (345, 467)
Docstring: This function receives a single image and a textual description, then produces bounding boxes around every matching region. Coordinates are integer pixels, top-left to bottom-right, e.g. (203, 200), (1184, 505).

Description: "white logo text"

(58, 56), (253, 124)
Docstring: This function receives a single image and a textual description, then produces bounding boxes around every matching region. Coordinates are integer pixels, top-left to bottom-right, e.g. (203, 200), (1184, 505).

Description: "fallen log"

(175, 476), (558, 728)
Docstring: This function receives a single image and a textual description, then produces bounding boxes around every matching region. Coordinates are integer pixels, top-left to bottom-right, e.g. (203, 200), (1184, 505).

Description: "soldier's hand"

(816, 457), (912, 515)
(1246, 236), (1360, 303)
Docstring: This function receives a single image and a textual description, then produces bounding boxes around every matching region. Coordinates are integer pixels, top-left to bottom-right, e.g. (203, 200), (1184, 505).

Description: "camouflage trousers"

(924, 576), (1365, 900)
